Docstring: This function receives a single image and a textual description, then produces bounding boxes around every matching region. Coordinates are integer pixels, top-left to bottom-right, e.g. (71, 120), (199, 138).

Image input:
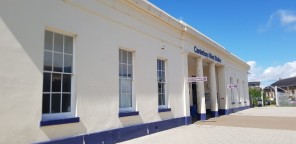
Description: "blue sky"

(149, 0), (296, 87)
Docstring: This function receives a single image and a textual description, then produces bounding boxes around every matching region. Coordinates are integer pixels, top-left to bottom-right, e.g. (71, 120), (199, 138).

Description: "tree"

(249, 88), (261, 107)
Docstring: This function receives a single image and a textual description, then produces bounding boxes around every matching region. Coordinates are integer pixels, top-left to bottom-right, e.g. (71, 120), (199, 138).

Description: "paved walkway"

(119, 107), (296, 144)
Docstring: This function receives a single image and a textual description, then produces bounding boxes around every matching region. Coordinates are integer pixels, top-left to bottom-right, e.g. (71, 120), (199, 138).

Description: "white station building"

(0, 0), (250, 143)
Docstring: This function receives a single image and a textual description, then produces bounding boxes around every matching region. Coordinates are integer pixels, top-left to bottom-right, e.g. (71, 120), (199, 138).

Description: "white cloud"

(259, 9), (296, 32)
(247, 61), (296, 87)
(278, 10), (296, 25)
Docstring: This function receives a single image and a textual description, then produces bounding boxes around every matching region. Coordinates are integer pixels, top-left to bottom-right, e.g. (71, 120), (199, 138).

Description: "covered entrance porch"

(187, 54), (225, 121)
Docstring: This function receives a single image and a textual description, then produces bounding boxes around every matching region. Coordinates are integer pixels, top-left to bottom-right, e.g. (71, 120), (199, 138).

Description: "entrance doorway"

(190, 82), (198, 122)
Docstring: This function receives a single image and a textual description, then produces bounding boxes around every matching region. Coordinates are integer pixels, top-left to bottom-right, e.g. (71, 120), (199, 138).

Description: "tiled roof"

(271, 77), (296, 87)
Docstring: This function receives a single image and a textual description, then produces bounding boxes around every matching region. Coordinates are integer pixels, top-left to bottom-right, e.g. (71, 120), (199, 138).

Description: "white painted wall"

(0, 0), (250, 143)
(0, 0), (187, 143)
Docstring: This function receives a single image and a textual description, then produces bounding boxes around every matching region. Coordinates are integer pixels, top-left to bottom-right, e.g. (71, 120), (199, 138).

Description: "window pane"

(161, 83), (165, 94)
(119, 79), (132, 108)
(42, 94), (50, 114)
(44, 51), (52, 71)
(120, 79), (127, 93)
(158, 83), (166, 106)
(45, 31), (53, 51)
(125, 81), (129, 94)
(119, 64), (124, 77)
(162, 94), (166, 105)
(161, 61), (165, 71)
(51, 94), (61, 113)
(127, 79), (132, 93)
(54, 33), (63, 52)
(119, 79), (122, 93)
(119, 50), (133, 109)
(159, 94), (161, 105)
(158, 82), (161, 93)
(162, 71), (165, 81)
(52, 73), (61, 92)
(122, 64), (127, 77)
(127, 51), (132, 65)
(157, 71), (162, 81)
(42, 31), (75, 116)
(158, 93), (161, 105)
(53, 52), (63, 72)
(62, 94), (71, 112)
(157, 60), (161, 71)
(127, 65), (132, 78)
(63, 74), (71, 92)
(43, 72), (51, 92)
(120, 93), (132, 108)
(128, 93), (132, 107)
(159, 93), (164, 105)
(119, 93), (125, 108)
(64, 36), (73, 54)
(122, 50), (127, 64)
(64, 54), (72, 73)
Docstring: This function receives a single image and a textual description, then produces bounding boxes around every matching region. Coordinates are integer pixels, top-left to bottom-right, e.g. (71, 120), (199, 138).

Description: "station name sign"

(187, 76), (207, 83)
(194, 46), (222, 63)
(227, 84), (238, 89)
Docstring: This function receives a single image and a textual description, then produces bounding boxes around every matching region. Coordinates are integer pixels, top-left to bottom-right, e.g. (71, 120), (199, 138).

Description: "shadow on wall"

(40, 122), (87, 140)
(119, 115), (144, 127)
(159, 111), (174, 121)
(0, 1), (46, 74)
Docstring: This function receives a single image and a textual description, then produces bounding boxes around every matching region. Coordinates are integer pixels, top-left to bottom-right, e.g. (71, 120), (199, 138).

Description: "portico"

(187, 53), (224, 120)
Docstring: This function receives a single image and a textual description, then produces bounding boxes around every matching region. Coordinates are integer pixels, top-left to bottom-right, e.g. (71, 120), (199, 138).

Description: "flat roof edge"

(126, 0), (250, 68)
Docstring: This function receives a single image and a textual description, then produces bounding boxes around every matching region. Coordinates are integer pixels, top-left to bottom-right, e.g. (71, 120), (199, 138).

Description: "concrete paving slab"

(197, 115), (296, 130)
(232, 107), (296, 117)
(119, 124), (296, 144)
(119, 107), (296, 144)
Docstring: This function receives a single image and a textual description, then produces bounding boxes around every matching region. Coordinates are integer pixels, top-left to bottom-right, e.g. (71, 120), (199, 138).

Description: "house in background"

(264, 77), (296, 100)
(248, 81), (261, 89)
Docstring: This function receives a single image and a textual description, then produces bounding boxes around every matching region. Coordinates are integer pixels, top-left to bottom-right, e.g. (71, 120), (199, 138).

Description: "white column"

(196, 57), (206, 120)
(294, 90), (296, 99)
(275, 86), (279, 106)
(182, 52), (190, 118)
(209, 62), (218, 117)
(218, 66), (227, 115)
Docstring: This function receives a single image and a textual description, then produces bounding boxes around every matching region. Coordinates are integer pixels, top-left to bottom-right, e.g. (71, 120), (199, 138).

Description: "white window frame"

(157, 58), (168, 109)
(42, 29), (76, 120)
(119, 49), (135, 112)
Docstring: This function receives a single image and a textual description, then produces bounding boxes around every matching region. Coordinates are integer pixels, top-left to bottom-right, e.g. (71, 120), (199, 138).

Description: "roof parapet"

(127, 0), (250, 68)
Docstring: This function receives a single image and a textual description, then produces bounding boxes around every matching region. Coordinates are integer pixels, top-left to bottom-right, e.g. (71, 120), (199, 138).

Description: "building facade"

(264, 77), (296, 100)
(248, 81), (261, 89)
(0, 0), (250, 143)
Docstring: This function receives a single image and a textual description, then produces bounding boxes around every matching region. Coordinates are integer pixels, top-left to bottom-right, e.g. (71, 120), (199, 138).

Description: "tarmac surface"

(119, 107), (296, 144)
